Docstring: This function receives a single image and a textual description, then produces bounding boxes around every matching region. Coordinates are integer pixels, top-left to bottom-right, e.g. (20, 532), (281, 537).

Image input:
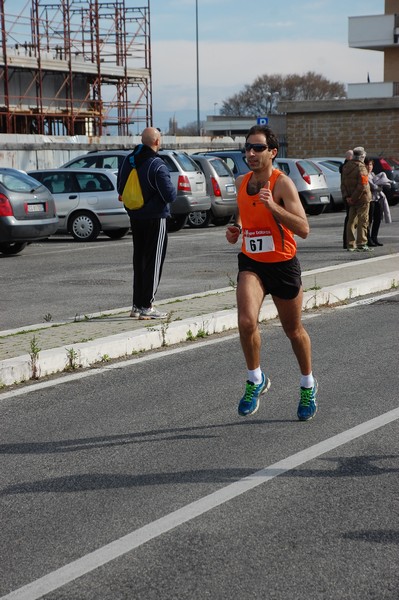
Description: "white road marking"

(335, 290), (398, 308)
(2, 406), (399, 600)
(1, 289), (397, 402)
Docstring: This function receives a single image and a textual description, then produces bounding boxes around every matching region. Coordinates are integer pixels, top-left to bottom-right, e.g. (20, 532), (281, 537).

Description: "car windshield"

(0, 170), (42, 192)
(319, 161), (340, 172)
(383, 157), (399, 171)
(75, 172), (114, 192)
(173, 153), (199, 172)
(67, 156), (99, 168)
(297, 160), (322, 175)
(210, 159), (232, 177)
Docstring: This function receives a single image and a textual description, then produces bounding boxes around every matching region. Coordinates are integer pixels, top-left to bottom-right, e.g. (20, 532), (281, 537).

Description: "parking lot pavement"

(0, 254), (398, 387)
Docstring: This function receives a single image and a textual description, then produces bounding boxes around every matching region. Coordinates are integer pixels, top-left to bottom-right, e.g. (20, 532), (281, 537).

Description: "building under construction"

(0, 0), (151, 136)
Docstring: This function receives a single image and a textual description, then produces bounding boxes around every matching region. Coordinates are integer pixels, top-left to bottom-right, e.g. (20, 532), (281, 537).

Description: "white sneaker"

(130, 305), (141, 318)
(139, 307), (167, 320)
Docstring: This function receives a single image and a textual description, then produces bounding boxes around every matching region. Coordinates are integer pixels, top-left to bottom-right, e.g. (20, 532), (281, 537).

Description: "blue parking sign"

(257, 117), (269, 125)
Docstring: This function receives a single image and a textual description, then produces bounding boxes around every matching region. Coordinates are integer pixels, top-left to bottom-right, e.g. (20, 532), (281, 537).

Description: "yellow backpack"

(121, 151), (144, 210)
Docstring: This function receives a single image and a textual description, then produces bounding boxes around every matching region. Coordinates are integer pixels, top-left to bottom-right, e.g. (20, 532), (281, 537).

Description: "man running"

(226, 125), (317, 421)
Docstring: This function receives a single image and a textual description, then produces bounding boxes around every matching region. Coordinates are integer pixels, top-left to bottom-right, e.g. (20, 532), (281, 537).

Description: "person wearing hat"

(340, 146), (372, 252)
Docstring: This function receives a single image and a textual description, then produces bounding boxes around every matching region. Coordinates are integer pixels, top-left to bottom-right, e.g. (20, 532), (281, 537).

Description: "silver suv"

(62, 149), (210, 231)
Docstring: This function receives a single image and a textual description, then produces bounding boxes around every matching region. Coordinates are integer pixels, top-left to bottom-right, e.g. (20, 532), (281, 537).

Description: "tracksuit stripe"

(151, 218), (166, 303)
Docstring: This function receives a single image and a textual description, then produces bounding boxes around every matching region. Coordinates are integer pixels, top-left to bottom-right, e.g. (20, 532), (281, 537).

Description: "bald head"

(141, 127), (161, 151)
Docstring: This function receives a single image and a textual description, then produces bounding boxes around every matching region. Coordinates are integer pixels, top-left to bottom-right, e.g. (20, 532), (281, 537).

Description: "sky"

(149, 0), (385, 131)
(5, 0), (386, 132)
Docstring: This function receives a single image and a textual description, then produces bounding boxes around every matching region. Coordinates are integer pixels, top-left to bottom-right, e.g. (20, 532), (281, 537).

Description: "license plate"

(27, 203), (45, 212)
(226, 185), (236, 193)
(320, 196), (329, 203)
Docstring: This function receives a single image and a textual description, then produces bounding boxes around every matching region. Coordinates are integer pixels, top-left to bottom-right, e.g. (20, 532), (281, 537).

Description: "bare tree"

(220, 72), (346, 116)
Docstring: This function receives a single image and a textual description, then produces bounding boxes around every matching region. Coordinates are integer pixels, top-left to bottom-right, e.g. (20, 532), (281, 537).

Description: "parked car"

(0, 168), (58, 255)
(195, 149), (250, 179)
(62, 149), (210, 232)
(187, 155), (237, 228)
(274, 158), (330, 215)
(27, 168), (130, 242)
(312, 156), (344, 170)
(198, 151), (330, 215)
(368, 156), (399, 206)
(310, 158), (344, 211)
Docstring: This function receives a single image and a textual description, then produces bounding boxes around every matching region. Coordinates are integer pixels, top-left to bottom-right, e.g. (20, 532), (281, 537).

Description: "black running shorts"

(237, 253), (302, 300)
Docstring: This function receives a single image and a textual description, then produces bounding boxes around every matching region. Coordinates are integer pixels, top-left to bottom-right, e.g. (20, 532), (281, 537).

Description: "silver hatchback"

(28, 169), (130, 242)
(0, 168), (58, 255)
(188, 154), (237, 228)
(274, 158), (330, 216)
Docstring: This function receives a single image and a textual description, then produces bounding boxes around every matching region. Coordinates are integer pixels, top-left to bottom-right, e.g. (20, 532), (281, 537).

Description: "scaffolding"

(0, 0), (152, 135)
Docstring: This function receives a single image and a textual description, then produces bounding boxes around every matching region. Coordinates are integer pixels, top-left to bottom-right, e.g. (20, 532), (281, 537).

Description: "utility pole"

(195, 0), (200, 135)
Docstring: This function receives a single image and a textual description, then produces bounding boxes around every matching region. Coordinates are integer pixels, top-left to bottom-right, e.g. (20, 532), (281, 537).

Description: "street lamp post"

(195, 0), (200, 135)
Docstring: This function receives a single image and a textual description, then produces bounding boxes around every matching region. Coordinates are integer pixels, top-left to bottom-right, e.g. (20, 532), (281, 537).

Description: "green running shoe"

(297, 380), (318, 421)
(238, 373), (271, 417)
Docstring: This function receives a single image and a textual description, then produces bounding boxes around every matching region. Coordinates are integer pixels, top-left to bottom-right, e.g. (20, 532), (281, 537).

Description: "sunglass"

(244, 143), (269, 153)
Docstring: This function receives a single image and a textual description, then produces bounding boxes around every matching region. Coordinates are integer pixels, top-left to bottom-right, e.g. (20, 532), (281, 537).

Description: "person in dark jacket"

(117, 127), (176, 319)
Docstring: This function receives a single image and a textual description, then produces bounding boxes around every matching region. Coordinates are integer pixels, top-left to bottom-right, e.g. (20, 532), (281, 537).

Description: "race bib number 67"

(244, 229), (275, 253)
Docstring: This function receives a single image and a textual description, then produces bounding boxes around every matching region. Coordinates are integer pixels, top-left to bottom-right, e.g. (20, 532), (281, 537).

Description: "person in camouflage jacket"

(340, 146), (372, 251)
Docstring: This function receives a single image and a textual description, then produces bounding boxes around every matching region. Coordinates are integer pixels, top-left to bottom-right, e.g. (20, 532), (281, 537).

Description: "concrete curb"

(0, 271), (397, 387)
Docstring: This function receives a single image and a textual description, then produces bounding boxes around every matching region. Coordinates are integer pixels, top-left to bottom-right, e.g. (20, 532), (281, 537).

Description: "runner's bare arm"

(258, 175), (309, 239)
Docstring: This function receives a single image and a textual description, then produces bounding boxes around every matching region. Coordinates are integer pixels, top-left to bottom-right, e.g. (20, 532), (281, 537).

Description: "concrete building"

(205, 1), (399, 158)
(279, 0), (399, 157)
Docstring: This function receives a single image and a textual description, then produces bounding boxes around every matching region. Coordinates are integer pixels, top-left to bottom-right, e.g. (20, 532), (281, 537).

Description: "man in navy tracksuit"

(117, 127), (176, 320)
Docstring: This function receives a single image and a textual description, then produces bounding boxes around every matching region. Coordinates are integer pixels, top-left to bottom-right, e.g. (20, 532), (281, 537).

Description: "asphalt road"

(2, 207), (399, 330)
(0, 292), (398, 599)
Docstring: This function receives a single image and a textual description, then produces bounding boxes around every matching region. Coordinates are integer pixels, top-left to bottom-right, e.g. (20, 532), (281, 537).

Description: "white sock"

(300, 372), (314, 388)
(248, 367), (263, 385)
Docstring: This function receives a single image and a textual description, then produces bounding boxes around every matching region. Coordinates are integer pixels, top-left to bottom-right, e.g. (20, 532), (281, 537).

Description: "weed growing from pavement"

(303, 290), (347, 311)
(196, 321), (209, 338)
(304, 277), (321, 292)
(65, 347), (79, 370)
(145, 312), (173, 347)
(160, 312), (173, 347)
(29, 336), (41, 380)
(227, 273), (237, 290)
(391, 278), (398, 289)
(186, 329), (195, 342)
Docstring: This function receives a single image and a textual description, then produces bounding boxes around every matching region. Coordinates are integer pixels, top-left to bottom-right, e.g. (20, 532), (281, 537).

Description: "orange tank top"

(238, 169), (297, 263)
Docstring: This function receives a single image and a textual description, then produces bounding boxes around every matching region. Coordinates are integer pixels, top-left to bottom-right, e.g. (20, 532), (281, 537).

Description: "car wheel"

(0, 242), (28, 255)
(187, 210), (211, 228)
(104, 228), (130, 240)
(167, 215), (188, 232)
(306, 205), (326, 216)
(69, 212), (101, 242)
(328, 196), (343, 213)
(212, 216), (232, 226)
